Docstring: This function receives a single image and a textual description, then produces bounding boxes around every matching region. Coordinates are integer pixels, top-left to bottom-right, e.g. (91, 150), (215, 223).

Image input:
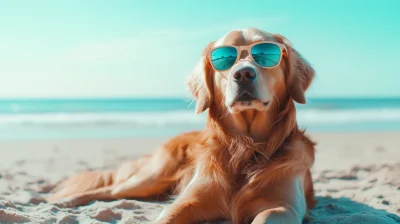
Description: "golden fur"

(48, 28), (316, 224)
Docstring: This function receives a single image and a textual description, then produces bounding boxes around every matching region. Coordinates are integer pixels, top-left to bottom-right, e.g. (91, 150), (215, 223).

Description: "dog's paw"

(49, 197), (78, 208)
(48, 194), (90, 208)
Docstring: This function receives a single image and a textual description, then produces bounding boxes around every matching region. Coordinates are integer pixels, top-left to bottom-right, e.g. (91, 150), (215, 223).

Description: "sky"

(0, 0), (399, 98)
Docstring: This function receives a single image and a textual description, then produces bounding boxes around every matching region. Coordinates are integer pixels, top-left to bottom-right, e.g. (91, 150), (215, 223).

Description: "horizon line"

(0, 96), (399, 101)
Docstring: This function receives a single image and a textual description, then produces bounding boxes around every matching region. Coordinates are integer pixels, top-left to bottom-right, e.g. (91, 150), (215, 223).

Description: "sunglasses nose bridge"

(239, 49), (251, 60)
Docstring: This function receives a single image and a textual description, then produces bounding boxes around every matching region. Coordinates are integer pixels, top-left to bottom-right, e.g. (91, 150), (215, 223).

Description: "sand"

(0, 133), (399, 223)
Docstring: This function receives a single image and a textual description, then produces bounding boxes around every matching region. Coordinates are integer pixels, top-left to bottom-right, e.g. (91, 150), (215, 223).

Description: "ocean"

(0, 98), (399, 140)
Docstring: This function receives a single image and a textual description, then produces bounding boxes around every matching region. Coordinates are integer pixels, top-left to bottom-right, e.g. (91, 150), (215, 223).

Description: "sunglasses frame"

(207, 41), (287, 71)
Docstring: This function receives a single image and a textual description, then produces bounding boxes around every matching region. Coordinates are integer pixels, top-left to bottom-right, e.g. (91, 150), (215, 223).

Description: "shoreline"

(1, 132), (399, 170)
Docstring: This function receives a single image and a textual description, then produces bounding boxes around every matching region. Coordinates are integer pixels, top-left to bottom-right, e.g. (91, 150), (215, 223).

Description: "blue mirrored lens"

(211, 47), (237, 70)
(251, 43), (281, 67)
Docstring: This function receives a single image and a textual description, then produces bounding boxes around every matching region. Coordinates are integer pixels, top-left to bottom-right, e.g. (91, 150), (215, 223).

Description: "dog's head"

(188, 28), (314, 137)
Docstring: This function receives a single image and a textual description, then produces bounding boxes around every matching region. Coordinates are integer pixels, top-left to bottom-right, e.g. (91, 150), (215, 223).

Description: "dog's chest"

(227, 152), (269, 192)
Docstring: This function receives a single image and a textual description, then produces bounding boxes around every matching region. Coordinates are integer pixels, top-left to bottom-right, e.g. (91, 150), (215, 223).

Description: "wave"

(0, 111), (205, 127)
(297, 108), (400, 124)
(0, 109), (399, 127)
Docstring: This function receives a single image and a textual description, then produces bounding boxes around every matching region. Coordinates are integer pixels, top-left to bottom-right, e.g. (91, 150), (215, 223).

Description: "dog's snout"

(233, 67), (256, 85)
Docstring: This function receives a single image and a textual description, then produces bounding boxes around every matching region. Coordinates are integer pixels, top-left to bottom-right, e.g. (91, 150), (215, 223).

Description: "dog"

(48, 28), (316, 224)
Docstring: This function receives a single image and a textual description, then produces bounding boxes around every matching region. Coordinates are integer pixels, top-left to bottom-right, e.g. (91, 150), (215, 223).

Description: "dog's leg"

(49, 148), (186, 207)
(50, 168), (176, 208)
(48, 132), (199, 207)
(155, 166), (228, 224)
(51, 186), (114, 208)
(50, 167), (176, 208)
(48, 154), (152, 202)
(249, 175), (307, 224)
(251, 206), (301, 224)
(49, 169), (175, 207)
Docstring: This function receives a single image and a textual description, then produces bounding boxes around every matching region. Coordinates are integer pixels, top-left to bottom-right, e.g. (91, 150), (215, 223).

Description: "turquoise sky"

(0, 0), (399, 98)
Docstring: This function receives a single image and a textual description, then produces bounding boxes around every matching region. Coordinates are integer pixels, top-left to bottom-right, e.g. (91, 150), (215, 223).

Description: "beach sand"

(0, 133), (399, 223)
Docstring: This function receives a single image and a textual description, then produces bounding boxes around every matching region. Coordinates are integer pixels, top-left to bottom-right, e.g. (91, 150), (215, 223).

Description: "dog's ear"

(187, 41), (215, 114)
(274, 34), (315, 104)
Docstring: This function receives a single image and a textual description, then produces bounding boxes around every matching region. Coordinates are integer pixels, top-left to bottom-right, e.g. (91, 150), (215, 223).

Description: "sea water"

(0, 98), (399, 140)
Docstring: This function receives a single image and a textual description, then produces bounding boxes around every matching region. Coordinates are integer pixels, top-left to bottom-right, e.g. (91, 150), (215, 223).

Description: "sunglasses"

(208, 41), (287, 71)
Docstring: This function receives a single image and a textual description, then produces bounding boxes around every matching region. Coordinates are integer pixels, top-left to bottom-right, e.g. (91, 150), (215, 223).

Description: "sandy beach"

(0, 132), (399, 223)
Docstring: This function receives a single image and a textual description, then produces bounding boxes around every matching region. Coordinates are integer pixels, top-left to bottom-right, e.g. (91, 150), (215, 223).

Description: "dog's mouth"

(237, 92), (256, 102)
(229, 91), (269, 110)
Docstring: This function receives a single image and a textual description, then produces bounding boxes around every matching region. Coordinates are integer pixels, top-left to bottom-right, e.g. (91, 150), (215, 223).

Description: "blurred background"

(1, 0), (399, 140)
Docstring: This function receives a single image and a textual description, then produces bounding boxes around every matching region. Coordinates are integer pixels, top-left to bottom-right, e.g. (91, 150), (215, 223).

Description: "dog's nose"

(233, 67), (256, 85)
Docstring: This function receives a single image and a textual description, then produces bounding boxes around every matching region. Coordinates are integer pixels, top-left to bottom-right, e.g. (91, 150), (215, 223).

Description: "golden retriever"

(48, 28), (316, 224)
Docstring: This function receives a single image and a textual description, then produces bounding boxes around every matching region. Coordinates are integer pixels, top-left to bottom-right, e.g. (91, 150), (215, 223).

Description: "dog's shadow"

(207, 196), (399, 224)
(303, 196), (399, 224)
